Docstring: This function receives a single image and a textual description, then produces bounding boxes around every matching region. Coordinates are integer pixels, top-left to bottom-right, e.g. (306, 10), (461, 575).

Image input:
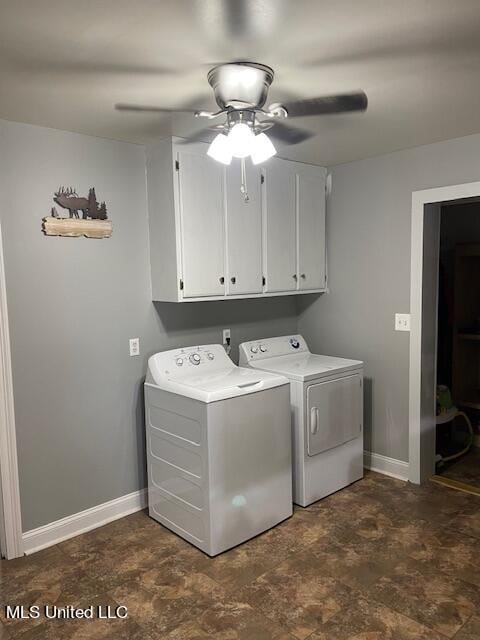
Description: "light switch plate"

(395, 313), (411, 332)
(129, 338), (140, 356)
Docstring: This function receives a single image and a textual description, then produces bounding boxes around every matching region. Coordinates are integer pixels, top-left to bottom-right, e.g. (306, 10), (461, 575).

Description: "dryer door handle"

(310, 407), (319, 435)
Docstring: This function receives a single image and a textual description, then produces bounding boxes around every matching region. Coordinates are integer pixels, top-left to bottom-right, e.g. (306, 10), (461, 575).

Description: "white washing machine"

(144, 344), (292, 556)
(239, 335), (364, 507)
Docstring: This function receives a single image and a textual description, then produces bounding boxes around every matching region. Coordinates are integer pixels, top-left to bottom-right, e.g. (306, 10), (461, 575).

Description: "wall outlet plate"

(129, 338), (140, 356)
(395, 313), (411, 332)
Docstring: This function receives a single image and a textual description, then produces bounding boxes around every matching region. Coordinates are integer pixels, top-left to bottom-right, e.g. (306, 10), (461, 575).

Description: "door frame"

(409, 180), (480, 484)
(0, 221), (23, 558)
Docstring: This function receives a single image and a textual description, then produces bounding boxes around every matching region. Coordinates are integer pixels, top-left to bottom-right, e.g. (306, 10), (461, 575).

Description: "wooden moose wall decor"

(42, 187), (112, 238)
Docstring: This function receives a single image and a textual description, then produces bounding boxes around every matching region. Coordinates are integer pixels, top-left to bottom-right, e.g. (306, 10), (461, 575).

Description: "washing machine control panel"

(150, 345), (233, 380)
(239, 335), (309, 363)
(173, 348), (219, 368)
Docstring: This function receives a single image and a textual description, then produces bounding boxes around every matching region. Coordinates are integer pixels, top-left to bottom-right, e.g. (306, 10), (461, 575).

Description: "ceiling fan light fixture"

(228, 122), (254, 158)
(250, 132), (277, 165)
(207, 133), (232, 165)
(117, 62), (367, 158)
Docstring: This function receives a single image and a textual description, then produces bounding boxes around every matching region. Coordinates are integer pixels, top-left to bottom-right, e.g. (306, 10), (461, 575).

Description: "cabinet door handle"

(231, 276), (236, 284)
(219, 276), (225, 284)
(310, 407), (319, 435)
(293, 274), (298, 281)
(300, 273), (306, 279)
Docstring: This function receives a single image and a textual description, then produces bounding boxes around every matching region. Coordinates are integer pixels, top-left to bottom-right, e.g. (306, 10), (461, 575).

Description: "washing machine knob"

(250, 346), (258, 354)
(207, 352), (215, 360)
(289, 338), (300, 349)
(190, 353), (201, 365)
(175, 358), (184, 367)
(259, 344), (267, 353)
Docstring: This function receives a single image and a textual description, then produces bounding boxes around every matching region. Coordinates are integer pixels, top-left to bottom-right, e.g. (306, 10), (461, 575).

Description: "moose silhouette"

(53, 187), (108, 220)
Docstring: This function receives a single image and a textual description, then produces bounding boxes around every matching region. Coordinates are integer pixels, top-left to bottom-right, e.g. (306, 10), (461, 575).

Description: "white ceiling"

(1, 0), (480, 165)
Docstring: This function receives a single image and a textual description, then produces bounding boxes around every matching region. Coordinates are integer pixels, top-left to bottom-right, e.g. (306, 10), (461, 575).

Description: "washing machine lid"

(146, 344), (288, 403)
(249, 352), (363, 382)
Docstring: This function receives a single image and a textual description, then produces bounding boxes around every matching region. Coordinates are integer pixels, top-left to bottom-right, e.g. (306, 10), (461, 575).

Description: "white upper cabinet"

(177, 151), (225, 298)
(263, 159), (326, 294)
(146, 138), (327, 302)
(296, 163), (326, 291)
(262, 158), (297, 293)
(225, 162), (263, 295)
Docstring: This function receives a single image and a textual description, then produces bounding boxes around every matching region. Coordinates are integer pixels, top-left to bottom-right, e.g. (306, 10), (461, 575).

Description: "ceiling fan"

(115, 61), (368, 166)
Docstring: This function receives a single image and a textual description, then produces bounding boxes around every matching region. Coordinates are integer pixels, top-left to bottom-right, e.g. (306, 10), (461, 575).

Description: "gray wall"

(9, 117), (480, 529)
(0, 120), (297, 531)
(298, 132), (480, 463)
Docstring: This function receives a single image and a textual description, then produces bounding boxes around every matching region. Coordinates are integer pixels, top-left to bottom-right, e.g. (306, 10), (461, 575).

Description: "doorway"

(433, 203), (480, 493)
(409, 181), (480, 486)
(0, 221), (23, 559)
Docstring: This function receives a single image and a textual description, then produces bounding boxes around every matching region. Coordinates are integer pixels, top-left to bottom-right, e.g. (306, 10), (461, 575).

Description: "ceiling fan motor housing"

(227, 109), (256, 129)
(207, 62), (274, 110)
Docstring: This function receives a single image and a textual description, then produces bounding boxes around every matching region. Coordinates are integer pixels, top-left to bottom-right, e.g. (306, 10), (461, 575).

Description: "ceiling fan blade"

(20, 59), (222, 78)
(277, 91), (368, 118)
(177, 126), (224, 145)
(266, 121), (314, 145)
(115, 103), (202, 114)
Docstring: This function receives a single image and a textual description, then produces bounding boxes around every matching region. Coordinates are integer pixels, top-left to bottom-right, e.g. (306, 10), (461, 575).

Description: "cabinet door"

(307, 374), (362, 457)
(225, 162), (263, 295)
(297, 165), (326, 290)
(177, 151), (225, 298)
(262, 158), (297, 292)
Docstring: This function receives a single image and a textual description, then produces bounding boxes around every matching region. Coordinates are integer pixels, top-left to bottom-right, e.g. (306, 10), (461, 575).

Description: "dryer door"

(306, 374), (362, 457)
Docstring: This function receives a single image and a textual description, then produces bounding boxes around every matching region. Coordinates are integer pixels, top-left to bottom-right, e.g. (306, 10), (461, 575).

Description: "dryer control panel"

(239, 335), (309, 364)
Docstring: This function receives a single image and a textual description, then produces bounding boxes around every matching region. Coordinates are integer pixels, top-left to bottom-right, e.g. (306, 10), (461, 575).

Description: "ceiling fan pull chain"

(240, 158), (249, 203)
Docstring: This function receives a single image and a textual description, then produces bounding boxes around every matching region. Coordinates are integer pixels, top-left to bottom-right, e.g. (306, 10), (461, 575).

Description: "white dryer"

(144, 344), (292, 556)
(239, 335), (364, 507)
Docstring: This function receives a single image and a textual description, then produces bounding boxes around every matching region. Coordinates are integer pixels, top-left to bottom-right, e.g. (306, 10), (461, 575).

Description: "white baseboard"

(22, 489), (147, 555)
(20, 452), (411, 555)
(364, 451), (409, 482)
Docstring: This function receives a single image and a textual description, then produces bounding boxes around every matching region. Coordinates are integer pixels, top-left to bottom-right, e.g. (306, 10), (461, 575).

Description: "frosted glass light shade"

(207, 126), (276, 166)
(228, 123), (254, 158)
(207, 133), (232, 165)
(250, 133), (277, 165)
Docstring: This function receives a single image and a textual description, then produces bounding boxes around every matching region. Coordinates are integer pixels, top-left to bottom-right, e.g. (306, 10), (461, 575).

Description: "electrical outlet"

(222, 328), (230, 343)
(395, 314), (411, 332)
(129, 338), (140, 356)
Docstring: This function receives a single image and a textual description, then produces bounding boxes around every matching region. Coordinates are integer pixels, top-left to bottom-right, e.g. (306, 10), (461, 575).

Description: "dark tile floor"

(1, 471), (480, 639)
(439, 448), (480, 489)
